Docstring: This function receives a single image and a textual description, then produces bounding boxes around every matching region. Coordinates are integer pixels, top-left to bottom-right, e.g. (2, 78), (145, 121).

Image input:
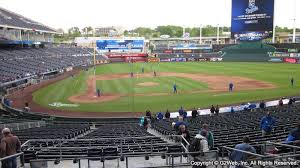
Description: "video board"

(231, 0), (274, 41)
(96, 38), (144, 53)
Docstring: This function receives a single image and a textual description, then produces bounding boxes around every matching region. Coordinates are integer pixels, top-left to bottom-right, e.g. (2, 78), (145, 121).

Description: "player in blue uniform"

(173, 83), (177, 94)
(96, 88), (101, 97)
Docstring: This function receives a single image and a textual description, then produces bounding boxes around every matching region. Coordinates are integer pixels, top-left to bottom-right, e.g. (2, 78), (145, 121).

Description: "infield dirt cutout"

(68, 72), (276, 104)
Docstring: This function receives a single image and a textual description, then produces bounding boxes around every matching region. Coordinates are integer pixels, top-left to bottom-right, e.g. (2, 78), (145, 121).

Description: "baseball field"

(31, 62), (299, 114)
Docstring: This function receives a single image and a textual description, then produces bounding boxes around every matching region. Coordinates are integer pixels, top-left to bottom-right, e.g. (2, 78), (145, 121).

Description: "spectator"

(145, 110), (152, 119)
(248, 103), (256, 111)
(140, 116), (149, 129)
(200, 124), (214, 149)
(23, 102), (30, 112)
(210, 105), (215, 116)
(177, 125), (191, 146)
(278, 98), (284, 107)
(189, 130), (209, 168)
(183, 110), (187, 119)
(3, 97), (11, 107)
(230, 136), (256, 162)
(178, 106), (184, 116)
(288, 97), (295, 106)
(259, 100), (266, 111)
(285, 121), (300, 145)
(157, 112), (164, 120)
(0, 128), (21, 168)
(230, 106), (235, 113)
(191, 108), (198, 118)
(146, 110), (154, 124)
(174, 116), (187, 131)
(215, 105), (220, 115)
(143, 117), (149, 129)
(260, 112), (276, 136)
(165, 110), (170, 119)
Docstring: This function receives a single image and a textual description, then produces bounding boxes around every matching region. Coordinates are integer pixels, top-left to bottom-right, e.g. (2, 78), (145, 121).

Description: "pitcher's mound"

(136, 82), (159, 87)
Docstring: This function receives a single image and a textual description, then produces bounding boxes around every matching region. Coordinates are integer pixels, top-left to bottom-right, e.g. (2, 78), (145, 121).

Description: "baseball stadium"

(0, 0), (300, 167)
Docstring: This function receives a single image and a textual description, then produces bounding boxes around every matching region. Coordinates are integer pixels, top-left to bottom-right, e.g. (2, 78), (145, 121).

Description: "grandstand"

(1, 97), (300, 167)
(0, 47), (106, 87)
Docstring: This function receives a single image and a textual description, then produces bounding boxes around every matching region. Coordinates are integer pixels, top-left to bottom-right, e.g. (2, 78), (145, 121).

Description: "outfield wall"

(222, 42), (275, 62)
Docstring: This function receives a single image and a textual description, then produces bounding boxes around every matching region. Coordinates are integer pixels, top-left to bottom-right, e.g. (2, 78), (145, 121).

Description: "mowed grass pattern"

(33, 62), (300, 113)
(96, 76), (208, 94)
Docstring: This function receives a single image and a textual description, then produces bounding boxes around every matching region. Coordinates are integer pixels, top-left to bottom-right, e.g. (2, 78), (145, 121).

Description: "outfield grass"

(32, 62), (300, 113)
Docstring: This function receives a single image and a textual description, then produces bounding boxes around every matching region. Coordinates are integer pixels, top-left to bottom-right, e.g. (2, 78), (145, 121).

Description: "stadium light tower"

(292, 0), (296, 43)
(199, 25), (202, 44)
(216, 24), (220, 44)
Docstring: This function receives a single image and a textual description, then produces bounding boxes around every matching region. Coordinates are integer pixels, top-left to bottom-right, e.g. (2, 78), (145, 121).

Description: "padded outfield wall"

(221, 42), (276, 62)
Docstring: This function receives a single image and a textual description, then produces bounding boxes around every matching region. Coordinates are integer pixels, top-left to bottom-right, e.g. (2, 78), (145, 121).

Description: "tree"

(133, 27), (153, 38)
(155, 25), (183, 38)
(81, 26), (93, 36)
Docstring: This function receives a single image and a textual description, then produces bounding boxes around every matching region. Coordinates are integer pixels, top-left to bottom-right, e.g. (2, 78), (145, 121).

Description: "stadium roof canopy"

(0, 7), (57, 34)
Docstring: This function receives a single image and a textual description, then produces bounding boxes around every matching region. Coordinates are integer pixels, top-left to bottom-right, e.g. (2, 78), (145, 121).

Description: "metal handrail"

(266, 141), (300, 150)
(28, 150), (219, 168)
(25, 142), (175, 150)
(22, 135), (180, 142)
(180, 135), (190, 146)
(21, 135), (184, 147)
(0, 152), (24, 166)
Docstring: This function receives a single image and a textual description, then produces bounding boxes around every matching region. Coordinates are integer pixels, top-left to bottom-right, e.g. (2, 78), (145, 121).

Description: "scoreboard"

(231, 0), (274, 41)
(96, 38), (144, 53)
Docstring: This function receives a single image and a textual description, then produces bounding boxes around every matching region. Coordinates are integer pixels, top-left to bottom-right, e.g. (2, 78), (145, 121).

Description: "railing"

(28, 150), (219, 168)
(262, 141), (300, 161)
(21, 135), (219, 168)
(221, 141), (300, 168)
(0, 152), (25, 168)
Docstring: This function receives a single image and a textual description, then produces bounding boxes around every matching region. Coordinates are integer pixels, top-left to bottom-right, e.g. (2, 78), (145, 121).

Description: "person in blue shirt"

(178, 106), (184, 116)
(260, 112), (276, 136)
(157, 112), (164, 120)
(230, 106), (235, 113)
(173, 83), (177, 94)
(182, 111), (187, 119)
(285, 121), (300, 144)
(230, 136), (256, 162)
(174, 116), (187, 131)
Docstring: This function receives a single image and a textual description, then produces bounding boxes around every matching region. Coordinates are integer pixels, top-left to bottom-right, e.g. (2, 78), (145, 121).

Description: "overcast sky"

(0, 0), (299, 31)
